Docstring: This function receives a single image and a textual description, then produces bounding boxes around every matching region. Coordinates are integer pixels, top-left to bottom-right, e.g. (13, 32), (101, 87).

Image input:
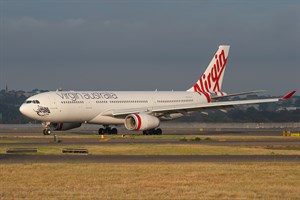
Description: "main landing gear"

(143, 128), (162, 135)
(98, 126), (118, 135)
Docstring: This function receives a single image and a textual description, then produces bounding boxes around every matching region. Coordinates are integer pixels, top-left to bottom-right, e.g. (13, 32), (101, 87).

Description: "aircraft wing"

(106, 91), (296, 117)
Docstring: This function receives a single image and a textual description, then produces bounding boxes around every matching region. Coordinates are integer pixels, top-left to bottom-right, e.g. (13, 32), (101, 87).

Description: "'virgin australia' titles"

(56, 92), (118, 101)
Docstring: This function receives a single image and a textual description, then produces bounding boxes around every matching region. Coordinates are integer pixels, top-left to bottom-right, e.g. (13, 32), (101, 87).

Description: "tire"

(105, 128), (111, 134)
(43, 129), (47, 135)
(149, 129), (156, 135)
(98, 128), (104, 135)
(143, 130), (148, 135)
(156, 128), (162, 135)
(46, 129), (51, 135)
(111, 128), (118, 134)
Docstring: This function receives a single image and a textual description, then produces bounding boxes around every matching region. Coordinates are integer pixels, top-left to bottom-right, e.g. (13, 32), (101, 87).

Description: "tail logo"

(193, 49), (228, 102)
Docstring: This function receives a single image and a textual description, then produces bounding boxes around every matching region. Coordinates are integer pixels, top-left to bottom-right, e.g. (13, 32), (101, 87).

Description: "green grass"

(1, 134), (299, 155)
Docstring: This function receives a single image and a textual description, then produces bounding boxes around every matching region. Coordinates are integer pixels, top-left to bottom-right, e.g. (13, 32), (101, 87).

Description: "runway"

(0, 123), (294, 136)
(1, 154), (299, 163)
(1, 137), (300, 147)
(0, 126), (299, 147)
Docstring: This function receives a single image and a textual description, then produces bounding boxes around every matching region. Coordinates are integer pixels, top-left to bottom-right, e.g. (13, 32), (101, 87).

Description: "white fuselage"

(20, 91), (207, 125)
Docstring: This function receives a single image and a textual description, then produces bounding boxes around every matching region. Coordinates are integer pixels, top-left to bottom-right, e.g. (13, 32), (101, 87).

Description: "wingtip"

(282, 90), (296, 100)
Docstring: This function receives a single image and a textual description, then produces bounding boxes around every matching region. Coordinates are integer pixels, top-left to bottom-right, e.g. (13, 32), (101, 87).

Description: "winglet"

(281, 90), (296, 100)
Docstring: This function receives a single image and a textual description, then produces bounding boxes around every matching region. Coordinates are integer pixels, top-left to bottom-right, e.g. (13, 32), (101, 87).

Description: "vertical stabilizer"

(187, 45), (230, 96)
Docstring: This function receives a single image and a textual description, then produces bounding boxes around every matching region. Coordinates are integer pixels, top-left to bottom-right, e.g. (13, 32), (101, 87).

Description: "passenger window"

(26, 100), (32, 104)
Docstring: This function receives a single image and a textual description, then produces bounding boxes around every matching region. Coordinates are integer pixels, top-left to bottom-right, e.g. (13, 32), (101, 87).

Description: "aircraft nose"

(19, 104), (29, 116)
(19, 104), (25, 114)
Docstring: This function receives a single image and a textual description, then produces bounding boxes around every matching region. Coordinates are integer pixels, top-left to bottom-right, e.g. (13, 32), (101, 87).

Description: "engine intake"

(124, 114), (160, 131)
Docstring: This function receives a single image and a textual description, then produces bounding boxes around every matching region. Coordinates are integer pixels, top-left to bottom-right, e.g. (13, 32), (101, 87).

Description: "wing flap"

(211, 90), (265, 100)
(152, 98), (280, 113)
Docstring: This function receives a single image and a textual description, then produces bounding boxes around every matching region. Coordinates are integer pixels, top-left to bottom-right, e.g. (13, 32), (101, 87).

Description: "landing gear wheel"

(98, 128), (104, 135)
(156, 128), (162, 135)
(104, 127), (111, 134)
(143, 130), (148, 135)
(143, 128), (162, 135)
(99, 126), (118, 135)
(111, 128), (118, 134)
(43, 129), (51, 135)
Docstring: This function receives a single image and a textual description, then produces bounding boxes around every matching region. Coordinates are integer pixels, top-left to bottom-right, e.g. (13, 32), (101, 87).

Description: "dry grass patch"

(0, 163), (299, 199)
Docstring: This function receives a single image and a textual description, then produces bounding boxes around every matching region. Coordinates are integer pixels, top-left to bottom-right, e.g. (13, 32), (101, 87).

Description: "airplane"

(19, 45), (296, 135)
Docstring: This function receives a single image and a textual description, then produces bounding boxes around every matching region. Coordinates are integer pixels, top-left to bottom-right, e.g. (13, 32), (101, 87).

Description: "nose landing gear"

(42, 122), (52, 135)
(43, 129), (52, 135)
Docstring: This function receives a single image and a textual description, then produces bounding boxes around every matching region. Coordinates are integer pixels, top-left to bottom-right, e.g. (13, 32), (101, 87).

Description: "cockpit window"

(26, 100), (40, 104)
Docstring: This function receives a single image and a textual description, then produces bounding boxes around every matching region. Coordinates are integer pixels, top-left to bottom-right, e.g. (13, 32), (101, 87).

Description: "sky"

(0, 0), (299, 95)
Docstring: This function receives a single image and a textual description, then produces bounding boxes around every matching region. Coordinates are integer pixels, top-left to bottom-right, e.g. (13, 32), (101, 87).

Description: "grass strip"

(0, 144), (299, 155)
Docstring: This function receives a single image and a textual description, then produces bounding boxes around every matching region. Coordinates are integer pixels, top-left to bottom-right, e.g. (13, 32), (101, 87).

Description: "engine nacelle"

(50, 123), (82, 131)
(124, 114), (160, 131)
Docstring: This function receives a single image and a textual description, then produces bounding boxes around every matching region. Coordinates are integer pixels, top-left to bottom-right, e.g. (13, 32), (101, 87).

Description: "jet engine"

(50, 123), (82, 131)
(124, 114), (160, 131)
